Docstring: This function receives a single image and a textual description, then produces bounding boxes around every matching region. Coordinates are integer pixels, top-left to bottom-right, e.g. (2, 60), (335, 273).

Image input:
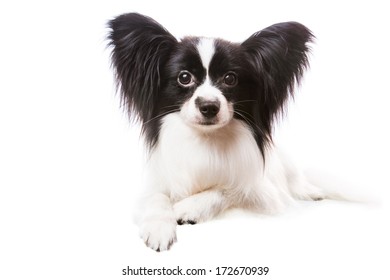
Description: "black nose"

(195, 97), (220, 118)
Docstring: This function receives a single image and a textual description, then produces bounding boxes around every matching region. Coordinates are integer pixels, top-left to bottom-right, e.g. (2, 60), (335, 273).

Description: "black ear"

(241, 22), (314, 146)
(107, 13), (177, 123)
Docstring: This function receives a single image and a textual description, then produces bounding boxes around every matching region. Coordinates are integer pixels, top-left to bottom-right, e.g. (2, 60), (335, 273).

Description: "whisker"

(160, 104), (182, 110)
(146, 109), (179, 124)
(233, 109), (263, 132)
(233, 99), (257, 105)
(143, 108), (180, 125)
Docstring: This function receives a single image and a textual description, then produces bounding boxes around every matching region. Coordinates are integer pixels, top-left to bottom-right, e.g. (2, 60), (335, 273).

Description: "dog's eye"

(178, 71), (194, 86)
(223, 72), (237, 86)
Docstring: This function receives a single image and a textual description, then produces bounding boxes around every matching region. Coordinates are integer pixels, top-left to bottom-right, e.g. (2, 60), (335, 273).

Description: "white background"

(0, 1), (388, 279)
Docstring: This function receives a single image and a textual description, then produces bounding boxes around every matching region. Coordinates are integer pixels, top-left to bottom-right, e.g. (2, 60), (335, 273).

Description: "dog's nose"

(199, 102), (220, 118)
(195, 97), (220, 118)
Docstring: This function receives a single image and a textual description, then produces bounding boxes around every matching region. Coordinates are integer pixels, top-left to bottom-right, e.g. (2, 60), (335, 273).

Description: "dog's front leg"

(173, 189), (229, 225)
(138, 193), (177, 251)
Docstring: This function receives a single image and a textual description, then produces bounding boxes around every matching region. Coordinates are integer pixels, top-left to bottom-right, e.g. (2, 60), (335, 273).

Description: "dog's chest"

(151, 114), (263, 199)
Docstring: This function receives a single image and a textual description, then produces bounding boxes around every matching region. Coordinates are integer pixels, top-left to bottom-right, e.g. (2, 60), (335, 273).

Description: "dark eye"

(223, 72), (237, 86)
(178, 71), (194, 86)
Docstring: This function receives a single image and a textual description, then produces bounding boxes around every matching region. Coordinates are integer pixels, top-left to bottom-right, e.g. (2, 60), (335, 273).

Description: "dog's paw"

(173, 199), (202, 225)
(311, 195), (325, 201)
(297, 183), (327, 201)
(140, 220), (177, 252)
(307, 188), (326, 201)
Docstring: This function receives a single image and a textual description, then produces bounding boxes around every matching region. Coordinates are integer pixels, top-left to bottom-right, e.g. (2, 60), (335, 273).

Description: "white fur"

(197, 38), (215, 69)
(137, 113), (324, 251)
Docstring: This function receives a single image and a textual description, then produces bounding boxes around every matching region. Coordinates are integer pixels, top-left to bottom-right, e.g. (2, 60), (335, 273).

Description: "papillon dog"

(108, 13), (327, 251)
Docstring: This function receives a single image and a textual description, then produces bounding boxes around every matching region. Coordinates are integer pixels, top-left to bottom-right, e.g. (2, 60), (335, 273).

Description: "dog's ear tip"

(242, 21), (314, 46)
(107, 12), (177, 45)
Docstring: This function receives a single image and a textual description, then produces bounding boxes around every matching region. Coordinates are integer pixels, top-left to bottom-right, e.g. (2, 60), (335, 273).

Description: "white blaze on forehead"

(197, 38), (215, 70)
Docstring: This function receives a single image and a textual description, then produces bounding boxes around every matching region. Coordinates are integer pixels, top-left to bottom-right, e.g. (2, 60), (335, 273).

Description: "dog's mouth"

(199, 119), (219, 126)
(187, 115), (231, 131)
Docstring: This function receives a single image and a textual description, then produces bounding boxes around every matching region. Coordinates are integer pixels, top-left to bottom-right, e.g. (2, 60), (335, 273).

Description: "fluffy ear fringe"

(107, 13), (177, 124)
(241, 22), (314, 147)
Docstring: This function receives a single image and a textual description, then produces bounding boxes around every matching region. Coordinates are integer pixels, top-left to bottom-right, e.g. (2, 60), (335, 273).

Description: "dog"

(107, 13), (327, 251)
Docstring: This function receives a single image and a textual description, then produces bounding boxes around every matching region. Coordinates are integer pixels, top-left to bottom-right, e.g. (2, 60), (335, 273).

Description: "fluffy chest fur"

(146, 113), (263, 201)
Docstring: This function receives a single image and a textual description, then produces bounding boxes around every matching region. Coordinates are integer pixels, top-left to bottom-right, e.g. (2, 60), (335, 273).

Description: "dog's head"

(108, 13), (313, 153)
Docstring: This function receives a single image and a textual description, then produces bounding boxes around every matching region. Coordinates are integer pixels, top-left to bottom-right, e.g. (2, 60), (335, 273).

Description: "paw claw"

(177, 219), (197, 225)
